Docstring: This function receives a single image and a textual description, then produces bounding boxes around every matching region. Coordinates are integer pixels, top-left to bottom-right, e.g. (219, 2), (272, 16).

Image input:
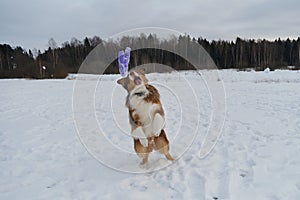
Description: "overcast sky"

(0, 0), (299, 51)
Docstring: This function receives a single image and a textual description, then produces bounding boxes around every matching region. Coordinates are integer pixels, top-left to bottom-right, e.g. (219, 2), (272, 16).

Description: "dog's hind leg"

(140, 154), (149, 166)
(134, 139), (151, 166)
(154, 130), (174, 161)
(164, 151), (174, 161)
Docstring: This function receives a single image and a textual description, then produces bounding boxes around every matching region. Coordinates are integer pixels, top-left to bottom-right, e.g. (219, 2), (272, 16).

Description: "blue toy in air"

(118, 47), (131, 77)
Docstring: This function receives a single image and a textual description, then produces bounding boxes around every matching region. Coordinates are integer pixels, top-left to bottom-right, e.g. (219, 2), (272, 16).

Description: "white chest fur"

(129, 85), (164, 138)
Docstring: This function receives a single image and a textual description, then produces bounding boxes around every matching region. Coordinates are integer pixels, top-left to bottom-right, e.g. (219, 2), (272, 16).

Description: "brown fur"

(129, 107), (142, 128)
(134, 130), (173, 165)
(144, 85), (161, 104)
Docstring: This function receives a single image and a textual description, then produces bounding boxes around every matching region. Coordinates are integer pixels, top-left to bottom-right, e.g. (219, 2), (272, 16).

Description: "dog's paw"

(139, 138), (148, 147)
(139, 162), (148, 169)
(152, 113), (165, 136)
(131, 126), (145, 139)
(153, 130), (161, 137)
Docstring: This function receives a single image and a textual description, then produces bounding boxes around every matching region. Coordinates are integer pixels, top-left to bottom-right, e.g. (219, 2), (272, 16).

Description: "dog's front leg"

(131, 127), (148, 147)
(152, 113), (165, 137)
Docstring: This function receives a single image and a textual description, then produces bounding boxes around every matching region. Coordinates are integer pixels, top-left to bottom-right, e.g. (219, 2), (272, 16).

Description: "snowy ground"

(1, 70), (300, 199)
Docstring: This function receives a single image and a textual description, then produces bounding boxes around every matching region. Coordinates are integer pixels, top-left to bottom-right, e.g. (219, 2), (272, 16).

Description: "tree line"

(0, 34), (299, 78)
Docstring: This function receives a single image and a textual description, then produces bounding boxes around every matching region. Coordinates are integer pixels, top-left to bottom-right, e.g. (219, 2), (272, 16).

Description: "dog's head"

(117, 68), (148, 93)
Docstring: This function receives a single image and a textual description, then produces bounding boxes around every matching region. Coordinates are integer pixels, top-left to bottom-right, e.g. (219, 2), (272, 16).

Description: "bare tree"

(32, 48), (39, 59)
(48, 38), (58, 70)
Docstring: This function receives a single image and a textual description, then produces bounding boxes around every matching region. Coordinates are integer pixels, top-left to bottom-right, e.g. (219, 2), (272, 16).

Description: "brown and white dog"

(117, 68), (174, 165)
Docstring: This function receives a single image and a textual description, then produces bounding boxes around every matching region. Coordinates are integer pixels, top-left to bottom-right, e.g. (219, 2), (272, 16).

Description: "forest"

(0, 34), (299, 78)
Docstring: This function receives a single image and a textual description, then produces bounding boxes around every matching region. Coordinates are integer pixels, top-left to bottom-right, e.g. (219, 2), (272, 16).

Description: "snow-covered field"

(1, 70), (300, 199)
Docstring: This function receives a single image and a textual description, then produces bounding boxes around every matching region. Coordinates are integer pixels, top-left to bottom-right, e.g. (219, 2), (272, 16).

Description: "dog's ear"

(136, 68), (148, 83)
(137, 68), (146, 75)
(117, 77), (126, 87)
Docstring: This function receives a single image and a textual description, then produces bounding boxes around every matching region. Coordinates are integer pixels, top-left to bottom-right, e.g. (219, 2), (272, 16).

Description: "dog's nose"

(130, 71), (135, 76)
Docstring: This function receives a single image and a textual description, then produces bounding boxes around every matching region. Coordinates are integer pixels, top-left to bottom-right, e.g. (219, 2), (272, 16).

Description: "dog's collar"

(133, 91), (145, 97)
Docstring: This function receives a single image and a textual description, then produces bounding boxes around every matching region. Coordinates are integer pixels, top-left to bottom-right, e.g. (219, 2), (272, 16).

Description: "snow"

(264, 67), (270, 73)
(1, 69), (300, 199)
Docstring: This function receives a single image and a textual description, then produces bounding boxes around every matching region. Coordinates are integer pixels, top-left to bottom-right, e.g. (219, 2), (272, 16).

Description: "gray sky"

(1, 0), (299, 51)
